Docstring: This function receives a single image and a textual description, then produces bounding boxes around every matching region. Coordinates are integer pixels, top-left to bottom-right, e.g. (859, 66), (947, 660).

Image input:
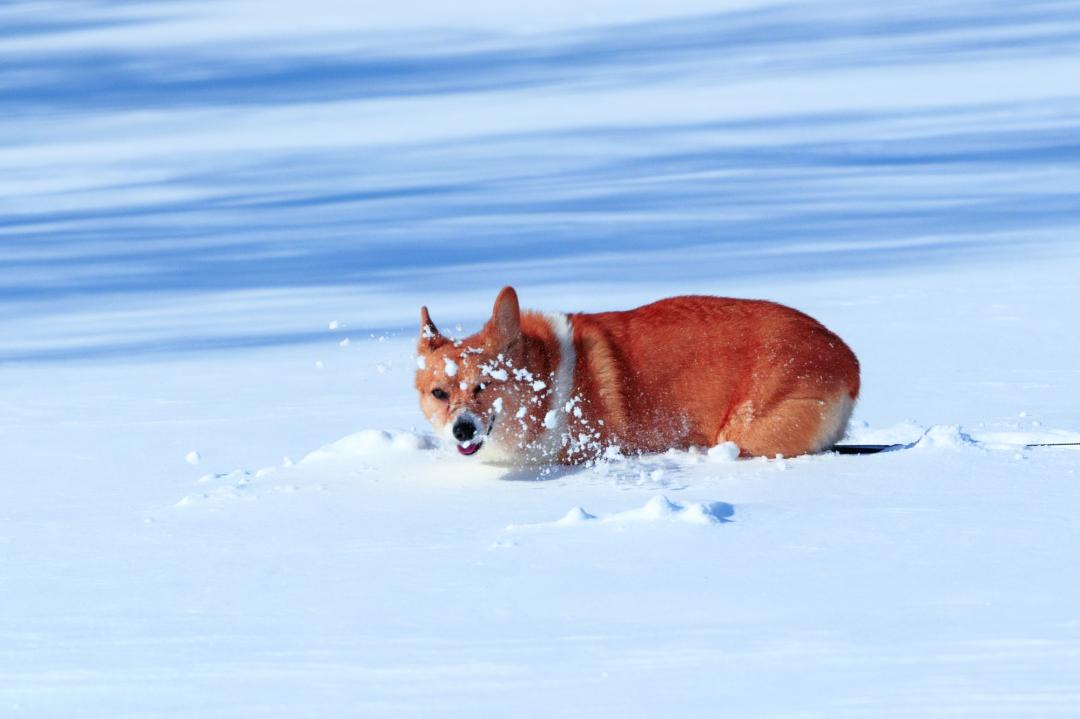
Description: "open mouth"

(457, 440), (483, 456)
(454, 415), (493, 457)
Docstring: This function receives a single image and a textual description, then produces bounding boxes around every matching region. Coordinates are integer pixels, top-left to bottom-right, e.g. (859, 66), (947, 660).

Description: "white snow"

(443, 356), (458, 377)
(609, 495), (731, 524)
(707, 441), (740, 462)
(7, 262), (1080, 717)
(4, 1), (1080, 716)
(555, 506), (598, 524)
(184, 450), (201, 465)
(511, 496), (730, 528)
(912, 424), (984, 451)
(482, 366), (508, 381)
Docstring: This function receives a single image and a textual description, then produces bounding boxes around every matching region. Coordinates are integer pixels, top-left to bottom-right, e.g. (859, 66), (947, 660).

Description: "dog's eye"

(473, 384), (484, 397)
(431, 388), (449, 400)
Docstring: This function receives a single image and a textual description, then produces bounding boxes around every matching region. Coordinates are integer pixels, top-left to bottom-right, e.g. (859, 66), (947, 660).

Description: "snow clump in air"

(479, 355), (511, 381)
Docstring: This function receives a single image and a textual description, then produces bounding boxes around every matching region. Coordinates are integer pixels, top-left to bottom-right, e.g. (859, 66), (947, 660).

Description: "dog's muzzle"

(452, 412), (494, 456)
(453, 416), (482, 455)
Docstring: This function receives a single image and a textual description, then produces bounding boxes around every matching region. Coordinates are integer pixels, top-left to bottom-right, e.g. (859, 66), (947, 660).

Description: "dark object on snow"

(831, 444), (907, 454)
(831, 442), (1080, 454)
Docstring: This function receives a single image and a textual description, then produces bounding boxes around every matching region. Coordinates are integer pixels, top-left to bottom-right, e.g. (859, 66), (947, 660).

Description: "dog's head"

(415, 286), (543, 462)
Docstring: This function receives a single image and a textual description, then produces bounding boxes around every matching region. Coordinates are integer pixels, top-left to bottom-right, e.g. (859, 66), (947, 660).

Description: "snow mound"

(914, 425), (984, 451)
(706, 441), (740, 462)
(513, 495), (733, 529)
(174, 428), (534, 509)
(611, 495), (732, 524)
(300, 429), (436, 464)
(555, 506), (598, 525)
(844, 420), (1080, 452)
(844, 419), (928, 445)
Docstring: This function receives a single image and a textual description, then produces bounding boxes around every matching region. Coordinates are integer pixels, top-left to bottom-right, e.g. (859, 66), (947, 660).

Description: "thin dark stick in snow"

(832, 442), (1080, 454)
(831, 444), (908, 454)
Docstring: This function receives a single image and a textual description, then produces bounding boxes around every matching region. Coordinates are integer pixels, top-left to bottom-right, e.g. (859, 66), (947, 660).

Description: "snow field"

(4, 0), (1080, 714)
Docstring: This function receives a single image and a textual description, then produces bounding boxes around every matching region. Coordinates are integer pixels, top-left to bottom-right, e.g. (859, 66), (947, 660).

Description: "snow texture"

(707, 441), (740, 462)
(3, 1), (1080, 716)
(510, 495), (734, 528)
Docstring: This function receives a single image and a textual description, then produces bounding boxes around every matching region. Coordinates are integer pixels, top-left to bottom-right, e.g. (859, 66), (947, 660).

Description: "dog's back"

(568, 296), (860, 458)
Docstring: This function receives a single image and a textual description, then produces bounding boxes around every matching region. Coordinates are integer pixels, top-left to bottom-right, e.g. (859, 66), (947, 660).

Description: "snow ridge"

(510, 494), (734, 529)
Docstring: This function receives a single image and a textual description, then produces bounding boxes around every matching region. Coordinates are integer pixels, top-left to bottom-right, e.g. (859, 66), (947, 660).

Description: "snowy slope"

(3, 1), (1080, 716)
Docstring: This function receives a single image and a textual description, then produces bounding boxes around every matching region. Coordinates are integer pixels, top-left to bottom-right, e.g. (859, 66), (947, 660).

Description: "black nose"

(452, 418), (477, 442)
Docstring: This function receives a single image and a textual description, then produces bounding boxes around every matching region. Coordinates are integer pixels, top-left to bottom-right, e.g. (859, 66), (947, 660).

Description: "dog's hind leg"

(719, 393), (854, 458)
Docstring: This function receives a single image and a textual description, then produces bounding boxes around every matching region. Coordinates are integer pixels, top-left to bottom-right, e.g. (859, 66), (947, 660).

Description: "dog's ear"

(419, 306), (448, 352)
(487, 286), (521, 347)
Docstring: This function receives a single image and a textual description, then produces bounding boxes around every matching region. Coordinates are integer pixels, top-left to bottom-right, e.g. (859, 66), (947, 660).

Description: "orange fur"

(416, 287), (860, 463)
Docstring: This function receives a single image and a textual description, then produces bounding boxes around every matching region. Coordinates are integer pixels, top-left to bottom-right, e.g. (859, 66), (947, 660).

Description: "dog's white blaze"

(532, 312), (576, 460)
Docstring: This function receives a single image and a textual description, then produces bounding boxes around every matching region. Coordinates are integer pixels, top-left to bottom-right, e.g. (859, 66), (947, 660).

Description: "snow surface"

(3, 0), (1080, 716)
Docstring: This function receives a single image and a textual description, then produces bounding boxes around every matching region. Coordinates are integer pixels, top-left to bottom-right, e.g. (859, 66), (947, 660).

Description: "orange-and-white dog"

(416, 287), (859, 463)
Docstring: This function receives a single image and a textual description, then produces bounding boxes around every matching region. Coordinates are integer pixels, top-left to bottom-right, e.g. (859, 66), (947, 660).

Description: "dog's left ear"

(419, 306), (448, 352)
(488, 286), (521, 346)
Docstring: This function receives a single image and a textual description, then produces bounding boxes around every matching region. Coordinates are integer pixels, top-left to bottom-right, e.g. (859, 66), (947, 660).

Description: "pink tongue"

(457, 442), (482, 456)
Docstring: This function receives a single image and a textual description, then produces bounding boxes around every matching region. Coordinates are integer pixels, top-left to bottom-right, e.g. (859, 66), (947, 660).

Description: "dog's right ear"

(419, 306), (448, 352)
(488, 286), (521, 348)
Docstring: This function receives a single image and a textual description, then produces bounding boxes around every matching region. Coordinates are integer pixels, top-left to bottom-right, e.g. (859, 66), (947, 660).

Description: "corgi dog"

(415, 287), (859, 463)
